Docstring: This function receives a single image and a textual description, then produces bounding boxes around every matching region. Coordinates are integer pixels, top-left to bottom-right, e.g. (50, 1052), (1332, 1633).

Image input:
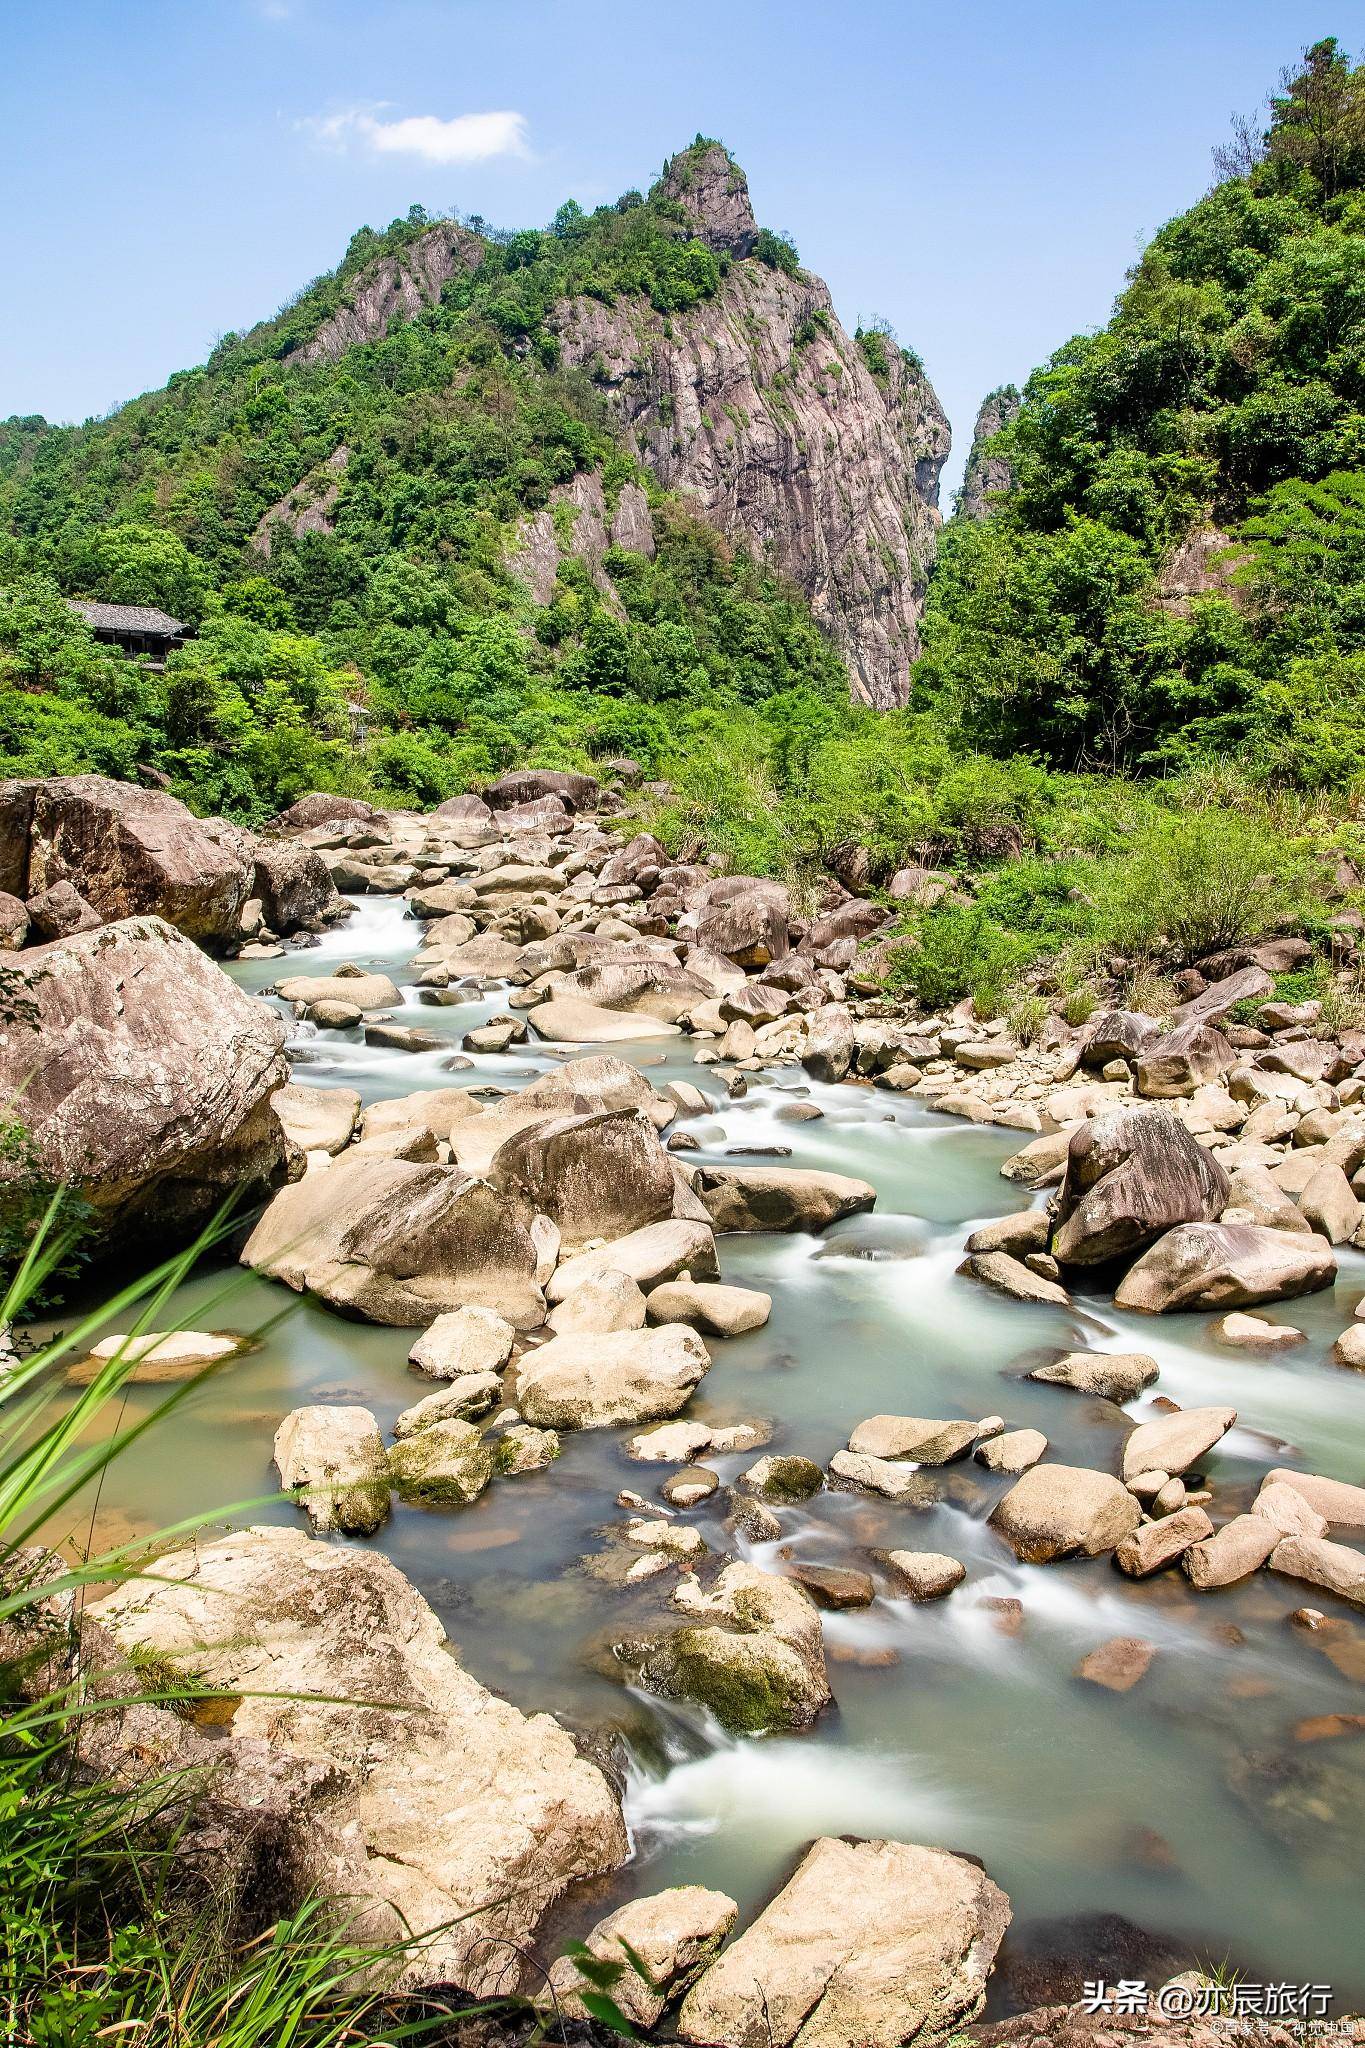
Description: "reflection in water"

(51, 893), (1365, 2002)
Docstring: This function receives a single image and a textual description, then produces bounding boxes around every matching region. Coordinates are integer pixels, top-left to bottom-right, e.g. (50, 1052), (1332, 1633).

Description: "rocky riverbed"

(5, 768), (1365, 2041)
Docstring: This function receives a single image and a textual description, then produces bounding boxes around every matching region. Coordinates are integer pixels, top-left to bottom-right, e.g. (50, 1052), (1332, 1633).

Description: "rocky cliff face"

(550, 145), (950, 707)
(295, 221), (484, 367)
(957, 386), (1020, 520)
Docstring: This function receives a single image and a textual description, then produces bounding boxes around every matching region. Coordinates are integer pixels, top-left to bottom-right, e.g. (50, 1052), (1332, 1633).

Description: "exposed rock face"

(90, 1527), (627, 1995)
(1153, 525), (1252, 617)
(957, 384), (1020, 520)
(251, 444), (350, 557)
(676, 1835), (1010, 2048)
(292, 220), (484, 367)
(9, 775), (252, 948)
(549, 150), (948, 706)
(0, 916), (288, 1250)
(509, 471), (635, 612)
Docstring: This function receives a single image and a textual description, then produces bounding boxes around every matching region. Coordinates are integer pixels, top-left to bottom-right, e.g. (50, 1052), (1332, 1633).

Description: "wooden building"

(67, 600), (191, 666)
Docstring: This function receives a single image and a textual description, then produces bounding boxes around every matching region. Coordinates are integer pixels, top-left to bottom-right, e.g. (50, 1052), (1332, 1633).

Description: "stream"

(57, 893), (1365, 2010)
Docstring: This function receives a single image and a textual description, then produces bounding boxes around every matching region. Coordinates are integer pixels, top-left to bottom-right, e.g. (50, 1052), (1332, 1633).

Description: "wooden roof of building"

(68, 600), (189, 637)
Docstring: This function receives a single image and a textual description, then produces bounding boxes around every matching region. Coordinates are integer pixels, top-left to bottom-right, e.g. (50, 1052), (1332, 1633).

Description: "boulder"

(1051, 1107), (1228, 1267)
(684, 875), (790, 968)
(91, 1527), (627, 1993)
(242, 1151), (544, 1326)
(621, 1561), (830, 1734)
(1121, 1405), (1235, 1482)
(975, 1428), (1048, 1474)
(270, 1082), (360, 1157)
(691, 1162), (875, 1234)
(1082, 1010), (1161, 1065)
(1262, 1468), (1365, 1529)
(389, 1418), (494, 1505)
(676, 1836), (1010, 2048)
(827, 1451), (939, 1504)
(483, 769), (598, 812)
(546, 1887), (738, 2031)
(1252, 1481), (1328, 1540)
(738, 1454), (824, 1502)
(1182, 1514), (1277, 1588)
(393, 1375), (502, 1434)
(22, 775), (252, 947)
(0, 916), (288, 1251)
(1029, 1351), (1159, 1401)
(1135, 1022), (1234, 1099)
(547, 1268), (648, 1334)
(408, 1306), (514, 1379)
(787, 1563), (875, 1609)
(1270, 1534), (1365, 1608)
(490, 1107), (675, 1249)
(276, 793), (376, 830)
(964, 1252), (1070, 1306)
(27, 879), (101, 939)
(847, 1416), (978, 1464)
(547, 1219), (720, 1301)
(1074, 1637), (1156, 1692)
(645, 1278), (772, 1335)
(989, 1464), (1142, 1562)
(1298, 1161), (1362, 1244)
(272, 1405), (389, 1534)
(1113, 1222), (1336, 1313)
(1115, 1506), (1215, 1578)
(0, 890), (28, 946)
(530, 995), (681, 1042)
(274, 968), (400, 1012)
(514, 1324), (710, 1429)
(433, 792), (494, 823)
(252, 842), (340, 933)
(881, 1551), (966, 1600)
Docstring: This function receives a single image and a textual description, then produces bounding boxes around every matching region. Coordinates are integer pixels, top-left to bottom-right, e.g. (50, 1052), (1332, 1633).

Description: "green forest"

(7, 52), (1365, 1014)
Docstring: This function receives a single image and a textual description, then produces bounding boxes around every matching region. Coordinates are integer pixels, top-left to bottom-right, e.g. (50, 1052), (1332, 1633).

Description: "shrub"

(1090, 808), (1313, 961)
(883, 904), (1034, 1016)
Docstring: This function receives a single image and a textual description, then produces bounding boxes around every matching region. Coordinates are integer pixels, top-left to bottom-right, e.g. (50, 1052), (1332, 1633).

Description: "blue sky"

(0, 0), (1345, 496)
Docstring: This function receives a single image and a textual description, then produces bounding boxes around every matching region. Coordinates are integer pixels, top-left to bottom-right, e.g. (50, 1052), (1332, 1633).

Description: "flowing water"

(54, 895), (1365, 2010)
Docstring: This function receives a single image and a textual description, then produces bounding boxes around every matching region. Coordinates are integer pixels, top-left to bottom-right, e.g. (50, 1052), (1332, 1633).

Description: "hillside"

(920, 38), (1365, 787)
(0, 138), (952, 829)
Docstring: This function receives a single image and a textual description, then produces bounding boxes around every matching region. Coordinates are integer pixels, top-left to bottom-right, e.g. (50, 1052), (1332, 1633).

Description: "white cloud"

(303, 107), (529, 165)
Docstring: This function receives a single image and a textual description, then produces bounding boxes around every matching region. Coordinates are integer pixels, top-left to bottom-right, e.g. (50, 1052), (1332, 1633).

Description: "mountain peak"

(654, 138), (758, 257)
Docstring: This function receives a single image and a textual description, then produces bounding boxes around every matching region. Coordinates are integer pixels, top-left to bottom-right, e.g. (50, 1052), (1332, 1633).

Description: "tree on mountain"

(1267, 38), (1365, 197)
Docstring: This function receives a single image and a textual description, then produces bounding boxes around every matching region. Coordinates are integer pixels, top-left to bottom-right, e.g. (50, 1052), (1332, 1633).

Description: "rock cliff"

(548, 144), (948, 706)
(294, 220), (483, 366)
(957, 384), (1020, 520)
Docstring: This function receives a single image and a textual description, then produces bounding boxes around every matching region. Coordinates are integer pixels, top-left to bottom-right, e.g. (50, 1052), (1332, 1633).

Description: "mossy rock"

(641, 1624), (822, 1733)
(739, 1454), (823, 1504)
(389, 1420), (493, 1505)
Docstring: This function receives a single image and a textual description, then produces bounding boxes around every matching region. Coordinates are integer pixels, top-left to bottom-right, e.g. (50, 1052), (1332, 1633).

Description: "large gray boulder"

(514, 1323), (710, 1428)
(252, 841), (342, 934)
(1113, 1222), (1336, 1313)
(677, 1835), (1010, 2048)
(691, 1162), (875, 1234)
(242, 1150), (544, 1326)
(0, 916), (288, 1251)
(15, 775), (253, 948)
(682, 875), (791, 967)
(91, 1527), (627, 1994)
(1051, 1107), (1228, 1267)
(988, 1463), (1141, 1563)
(620, 1561), (831, 1734)
(484, 768), (598, 811)
(489, 1107), (676, 1249)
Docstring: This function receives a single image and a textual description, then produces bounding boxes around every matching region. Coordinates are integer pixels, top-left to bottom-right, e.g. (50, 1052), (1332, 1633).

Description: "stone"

(964, 1212), (1052, 1257)
(514, 1324), (710, 1430)
(646, 1278), (772, 1336)
(0, 889), (28, 946)
(1082, 1010), (1162, 1065)
(1270, 1534), (1365, 1607)
(273, 1405), (389, 1534)
(621, 1561), (830, 1733)
(1216, 1311), (1305, 1349)
(989, 1464), (1141, 1562)
(493, 1423), (560, 1474)
(683, 874), (790, 968)
(664, 1465), (720, 1507)
(27, 879), (101, 938)
(489, 1106), (676, 1251)
(788, 1562), (875, 1609)
(975, 1428), (1048, 1474)
(277, 792), (376, 830)
(739, 1454), (825, 1502)
(828, 1451), (938, 1504)
(407, 1307), (516, 1383)
(271, 1082), (360, 1157)
(24, 774), (252, 946)
(847, 1415), (978, 1464)
(484, 768), (598, 812)
(1182, 1514), (1277, 1588)
(242, 1152), (544, 1327)
(1113, 1222), (1336, 1313)
(881, 1550), (966, 1600)
(1115, 1507), (1214, 1577)
(1262, 1469), (1365, 1529)
(1074, 1637), (1156, 1692)
(388, 1418), (494, 1505)
(676, 1836), (1010, 2048)
(1299, 1161), (1363, 1244)
(0, 916), (288, 1253)
(1028, 1351), (1159, 1401)
(90, 1527), (627, 1994)
(252, 841), (340, 933)
(394, 1376), (502, 1435)
(547, 1268), (647, 1334)
(83, 1330), (241, 1369)
(546, 1218), (720, 1301)
(690, 1162), (876, 1234)
(1050, 1106), (1228, 1267)
(1331, 1325), (1365, 1368)
(275, 969), (401, 1012)
(546, 1887), (738, 2031)
(1121, 1406), (1236, 1482)
(964, 1251), (1070, 1306)
(1135, 1021), (1234, 1099)
(1253, 1481), (1329, 1540)
(530, 995), (681, 1042)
